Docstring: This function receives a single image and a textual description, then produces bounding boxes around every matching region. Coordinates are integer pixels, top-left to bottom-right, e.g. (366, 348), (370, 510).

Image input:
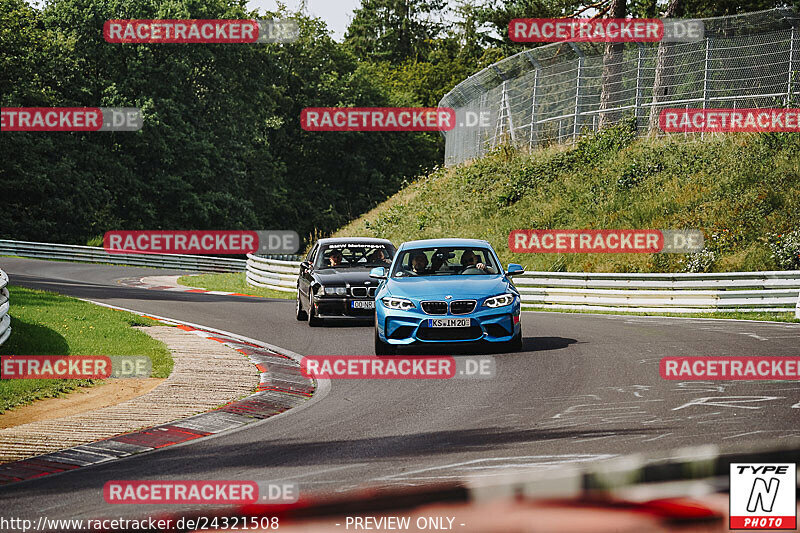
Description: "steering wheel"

(460, 266), (483, 275)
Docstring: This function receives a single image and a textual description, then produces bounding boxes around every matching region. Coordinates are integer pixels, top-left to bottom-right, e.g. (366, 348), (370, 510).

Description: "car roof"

(398, 238), (492, 250)
(315, 237), (394, 246)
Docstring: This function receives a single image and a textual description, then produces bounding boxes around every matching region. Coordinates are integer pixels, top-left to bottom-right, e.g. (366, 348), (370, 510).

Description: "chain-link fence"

(440, 8), (800, 166)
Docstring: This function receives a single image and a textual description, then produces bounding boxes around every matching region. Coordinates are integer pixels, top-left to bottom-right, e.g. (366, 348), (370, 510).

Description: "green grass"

(335, 125), (800, 274)
(177, 272), (294, 299)
(330, 125), (799, 323)
(0, 286), (173, 413)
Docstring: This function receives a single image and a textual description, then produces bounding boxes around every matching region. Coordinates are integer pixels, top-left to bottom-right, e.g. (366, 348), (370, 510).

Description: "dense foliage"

(336, 129), (800, 273)
(1, 0), (793, 245)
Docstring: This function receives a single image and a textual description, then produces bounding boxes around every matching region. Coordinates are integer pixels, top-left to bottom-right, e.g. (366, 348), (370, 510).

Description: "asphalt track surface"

(1, 256), (799, 520)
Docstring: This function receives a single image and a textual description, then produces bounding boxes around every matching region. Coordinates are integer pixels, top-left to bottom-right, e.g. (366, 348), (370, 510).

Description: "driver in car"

(460, 249), (494, 273)
(328, 249), (343, 266)
(410, 252), (429, 275)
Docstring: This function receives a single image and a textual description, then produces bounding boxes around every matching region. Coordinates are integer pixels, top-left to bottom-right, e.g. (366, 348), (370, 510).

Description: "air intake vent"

(421, 301), (447, 315)
(450, 300), (476, 314)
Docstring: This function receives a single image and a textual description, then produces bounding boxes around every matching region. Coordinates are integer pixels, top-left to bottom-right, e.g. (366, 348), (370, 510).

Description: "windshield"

(390, 247), (499, 277)
(315, 242), (394, 269)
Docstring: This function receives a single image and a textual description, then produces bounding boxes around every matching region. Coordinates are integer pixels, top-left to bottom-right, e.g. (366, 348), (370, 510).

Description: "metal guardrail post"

(491, 66), (516, 147)
(702, 37), (713, 141)
(568, 42), (585, 139)
(635, 43), (645, 124)
(524, 52), (542, 150)
(796, 290), (800, 319)
(789, 27), (797, 105)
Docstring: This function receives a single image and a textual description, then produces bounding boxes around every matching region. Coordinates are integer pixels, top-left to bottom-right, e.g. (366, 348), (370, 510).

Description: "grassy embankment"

(181, 125), (800, 319)
(332, 124), (800, 321)
(0, 286), (172, 412)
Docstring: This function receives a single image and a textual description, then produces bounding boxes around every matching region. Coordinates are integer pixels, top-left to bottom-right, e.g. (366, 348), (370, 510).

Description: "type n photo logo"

(730, 463), (796, 529)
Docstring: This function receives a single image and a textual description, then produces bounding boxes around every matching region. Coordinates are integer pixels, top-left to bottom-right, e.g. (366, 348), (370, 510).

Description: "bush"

(768, 230), (800, 270)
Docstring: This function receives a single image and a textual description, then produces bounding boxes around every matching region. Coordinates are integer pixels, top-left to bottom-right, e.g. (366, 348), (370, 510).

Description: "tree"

(647, 0), (683, 133)
(344, 0), (447, 63)
(597, 0), (627, 129)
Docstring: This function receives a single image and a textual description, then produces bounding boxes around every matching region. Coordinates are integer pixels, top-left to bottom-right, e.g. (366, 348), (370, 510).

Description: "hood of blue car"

(385, 275), (510, 300)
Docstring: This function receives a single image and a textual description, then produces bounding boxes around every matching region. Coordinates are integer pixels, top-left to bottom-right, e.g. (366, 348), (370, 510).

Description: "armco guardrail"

(246, 254), (301, 292)
(0, 268), (10, 347)
(246, 258), (800, 315)
(516, 270), (800, 313)
(0, 239), (246, 273)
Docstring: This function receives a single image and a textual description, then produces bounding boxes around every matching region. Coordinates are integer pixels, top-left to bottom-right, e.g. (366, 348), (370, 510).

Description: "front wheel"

(374, 327), (396, 356)
(295, 292), (308, 321)
(307, 297), (322, 327)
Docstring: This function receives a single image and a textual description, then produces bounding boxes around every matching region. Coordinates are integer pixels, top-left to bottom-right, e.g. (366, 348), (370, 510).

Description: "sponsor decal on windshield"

(326, 243), (388, 249)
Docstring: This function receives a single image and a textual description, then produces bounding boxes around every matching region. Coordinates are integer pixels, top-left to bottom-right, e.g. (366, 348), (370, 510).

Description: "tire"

(296, 292), (308, 321)
(505, 329), (523, 352)
(307, 297), (322, 327)
(374, 327), (396, 356)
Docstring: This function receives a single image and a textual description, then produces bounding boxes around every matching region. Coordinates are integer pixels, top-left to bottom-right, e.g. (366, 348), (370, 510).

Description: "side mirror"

(506, 263), (524, 276)
(369, 266), (387, 279)
(300, 261), (311, 271)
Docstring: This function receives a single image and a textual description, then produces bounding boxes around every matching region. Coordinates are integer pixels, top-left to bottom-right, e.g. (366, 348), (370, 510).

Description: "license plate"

(427, 318), (471, 328)
(351, 300), (375, 309)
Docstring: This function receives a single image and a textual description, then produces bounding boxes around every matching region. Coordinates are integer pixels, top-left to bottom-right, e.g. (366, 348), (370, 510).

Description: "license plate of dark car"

(351, 300), (375, 309)
(428, 318), (470, 328)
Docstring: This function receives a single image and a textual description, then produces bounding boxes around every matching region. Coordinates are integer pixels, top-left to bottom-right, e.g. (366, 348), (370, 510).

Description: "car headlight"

(381, 297), (415, 310)
(484, 293), (514, 308)
(324, 286), (347, 296)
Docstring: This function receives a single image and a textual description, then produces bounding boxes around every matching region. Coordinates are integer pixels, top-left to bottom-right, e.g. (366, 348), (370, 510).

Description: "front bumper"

(377, 302), (521, 345)
(312, 295), (376, 318)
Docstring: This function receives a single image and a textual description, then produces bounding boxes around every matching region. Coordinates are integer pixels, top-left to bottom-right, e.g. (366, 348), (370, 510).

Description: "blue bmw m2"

(370, 238), (524, 355)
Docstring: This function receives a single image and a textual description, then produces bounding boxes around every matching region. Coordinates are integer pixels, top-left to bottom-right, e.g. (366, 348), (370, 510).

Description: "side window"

(307, 244), (318, 264)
